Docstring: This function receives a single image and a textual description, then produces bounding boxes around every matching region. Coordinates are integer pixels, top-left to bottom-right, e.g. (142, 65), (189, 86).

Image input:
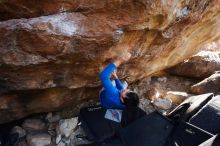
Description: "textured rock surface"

(26, 133), (51, 146)
(168, 51), (220, 78)
(0, 87), (99, 124)
(56, 117), (78, 145)
(11, 126), (26, 138)
(163, 91), (190, 105)
(46, 113), (61, 123)
(0, 0), (220, 123)
(130, 75), (197, 113)
(1, 0), (220, 90)
(151, 97), (172, 110)
(56, 117), (78, 138)
(22, 119), (46, 132)
(0, 0), (146, 21)
(191, 71), (220, 94)
(201, 40), (220, 51)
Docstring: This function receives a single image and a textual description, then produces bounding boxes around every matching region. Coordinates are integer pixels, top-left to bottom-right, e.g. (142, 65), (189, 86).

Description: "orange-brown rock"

(142, 78), (193, 105)
(202, 41), (220, 52)
(163, 91), (190, 105)
(1, 3), (220, 90)
(0, 10), (146, 91)
(0, 0), (78, 21)
(168, 51), (220, 78)
(191, 71), (220, 95)
(0, 87), (99, 124)
(0, 0), (146, 21)
(0, 0), (220, 123)
(131, 74), (198, 113)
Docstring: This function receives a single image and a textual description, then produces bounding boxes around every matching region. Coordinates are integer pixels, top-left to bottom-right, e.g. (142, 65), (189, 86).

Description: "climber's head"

(120, 89), (139, 107)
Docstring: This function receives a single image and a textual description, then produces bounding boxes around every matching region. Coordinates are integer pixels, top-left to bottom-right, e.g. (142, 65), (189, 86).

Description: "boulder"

(151, 97), (172, 110)
(163, 91), (190, 105)
(144, 88), (190, 109)
(0, 0), (220, 123)
(191, 72), (220, 95)
(0, 1), (219, 91)
(145, 88), (163, 100)
(0, 0), (146, 21)
(11, 126), (26, 138)
(56, 117), (78, 137)
(45, 113), (61, 123)
(57, 141), (66, 146)
(132, 74), (198, 113)
(56, 117), (78, 145)
(15, 139), (28, 146)
(22, 119), (46, 132)
(168, 51), (220, 78)
(143, 77), (193, 105)
(26, 133), (52, 146)
(0, 87), (99, 124)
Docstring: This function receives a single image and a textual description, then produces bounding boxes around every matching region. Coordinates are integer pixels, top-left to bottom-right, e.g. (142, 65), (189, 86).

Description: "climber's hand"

(114, 51), (131, 67)
(111, 70), (118, 79)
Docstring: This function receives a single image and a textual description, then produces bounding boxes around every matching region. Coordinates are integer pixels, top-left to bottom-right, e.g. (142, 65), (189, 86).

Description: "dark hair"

(124, 91), (140, 107)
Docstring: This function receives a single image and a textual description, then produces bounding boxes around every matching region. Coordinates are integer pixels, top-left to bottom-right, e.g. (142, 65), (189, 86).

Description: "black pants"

(121, 107), (146, 127)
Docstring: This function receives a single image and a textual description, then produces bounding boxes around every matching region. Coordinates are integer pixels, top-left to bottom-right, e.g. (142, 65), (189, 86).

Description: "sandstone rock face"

(131, 75), (197, 113)
(163, 91), (190, 105)
(0, 0), (146, 21)
(0, 0), (79, 21)
(191, 72), (220, 95)
(202, 41), (220, 52)
(168, 51), (220, 78)
(0, 87), (99, 124)
(0, 0), (220, 123)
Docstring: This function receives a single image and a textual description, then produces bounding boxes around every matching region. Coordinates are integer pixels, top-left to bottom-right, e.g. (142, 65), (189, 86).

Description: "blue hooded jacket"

(99, 63), (125, 109)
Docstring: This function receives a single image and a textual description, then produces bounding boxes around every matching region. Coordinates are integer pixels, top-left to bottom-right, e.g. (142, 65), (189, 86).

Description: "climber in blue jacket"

(99, 51), (139, 109)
